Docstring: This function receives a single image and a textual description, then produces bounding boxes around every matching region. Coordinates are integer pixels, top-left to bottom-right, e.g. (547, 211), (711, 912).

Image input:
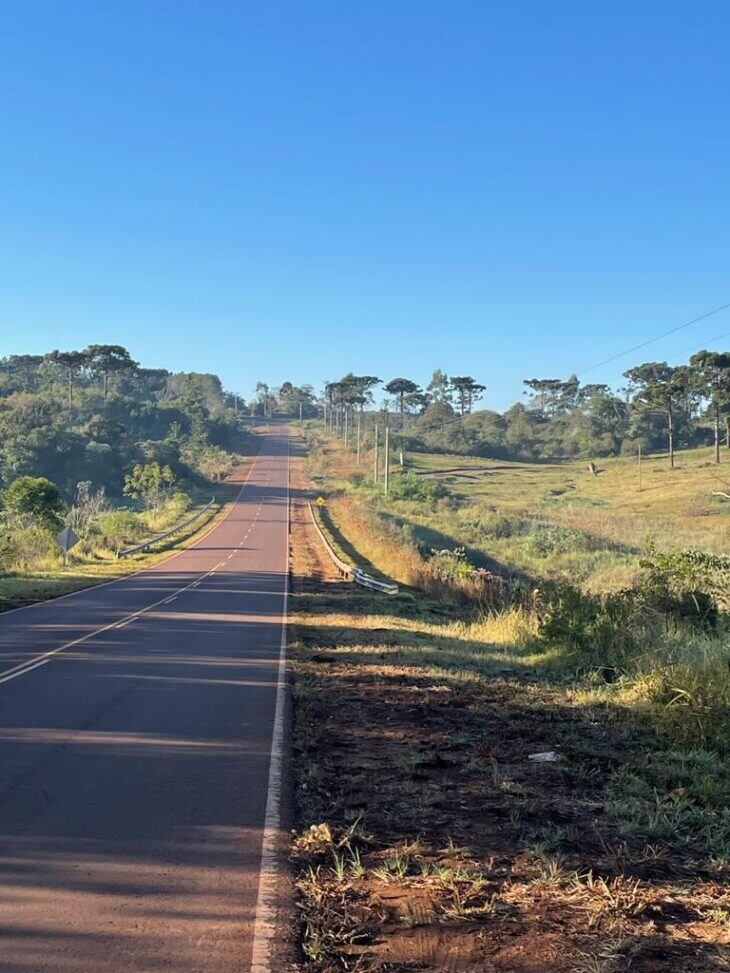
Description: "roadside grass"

(289, 579), (730, 971)
(306, 431), (730, 748)
(290, 432), (730, 971)
(0, 491), (226, 612)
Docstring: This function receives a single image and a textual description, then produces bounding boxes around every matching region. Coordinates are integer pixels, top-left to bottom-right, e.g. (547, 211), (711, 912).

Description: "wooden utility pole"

(356, 412), (361, 464)
(638, 443), (643, 492)
(384, 426), (390, 494)
(374, 424), (379, 483)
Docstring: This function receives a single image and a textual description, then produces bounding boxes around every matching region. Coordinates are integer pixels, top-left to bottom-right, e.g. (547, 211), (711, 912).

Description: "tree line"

(0, 344), (252, 497)
(261, 351), (730, 464)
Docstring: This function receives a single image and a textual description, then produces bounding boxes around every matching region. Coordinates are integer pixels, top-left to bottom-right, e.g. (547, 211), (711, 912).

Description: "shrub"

(142, 490), (191, 531)
(467, 513), (529, 540)
(0, 524), (60, 574)
(388, 473), (448, 502)
(66, 481), (110, 539)
(526, 524), (589, 557)
(123, 462), (175, 510)
(636, 548), (730, 628)
(538, 582), (642, 672)
(428, 548), (474, 583)
(3, 476), (65, 531)
(98, 510), (141, 552)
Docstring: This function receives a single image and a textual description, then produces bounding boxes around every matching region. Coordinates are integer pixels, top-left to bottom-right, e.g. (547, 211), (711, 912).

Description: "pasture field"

(392, 445), (730, 592)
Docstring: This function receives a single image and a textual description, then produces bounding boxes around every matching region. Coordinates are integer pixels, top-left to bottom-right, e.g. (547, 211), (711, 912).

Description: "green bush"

(3, 476), (65, 531)
(636, 548), (729, 627)
(538, 582), (642, 672)
(428, 547), (474, 583)
(123, 462), (175, 510)
(98, 510), (141, 552)
(0, 524), (60, 574)
(467, 513), (529, 540)
(388, 472), (448, 503)
(526, 524), (590, 557)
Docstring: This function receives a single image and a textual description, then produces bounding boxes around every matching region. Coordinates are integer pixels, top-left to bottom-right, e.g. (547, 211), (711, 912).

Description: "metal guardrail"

(307, 501), (353, 579)
(307, 501), (398, 594)
(352, 568), (399, 594)
(118, 497), (217, 558)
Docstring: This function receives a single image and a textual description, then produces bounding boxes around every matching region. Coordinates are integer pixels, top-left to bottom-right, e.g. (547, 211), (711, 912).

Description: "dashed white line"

(0, 440), (271, 687)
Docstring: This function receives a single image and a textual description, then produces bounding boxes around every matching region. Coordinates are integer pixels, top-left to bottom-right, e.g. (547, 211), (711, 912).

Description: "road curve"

(0, 432), (290, 973)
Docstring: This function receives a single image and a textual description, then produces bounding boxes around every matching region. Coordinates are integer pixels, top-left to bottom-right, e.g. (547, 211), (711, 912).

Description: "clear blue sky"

(2, 1), (730, 409)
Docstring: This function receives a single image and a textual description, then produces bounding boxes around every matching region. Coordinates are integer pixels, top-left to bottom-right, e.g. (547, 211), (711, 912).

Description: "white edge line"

(249, 433), (289, 973)
(0, 439), (269, 687)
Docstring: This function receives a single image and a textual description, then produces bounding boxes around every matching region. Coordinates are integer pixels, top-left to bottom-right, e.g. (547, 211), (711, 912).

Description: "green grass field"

(397, 445), (730, 591)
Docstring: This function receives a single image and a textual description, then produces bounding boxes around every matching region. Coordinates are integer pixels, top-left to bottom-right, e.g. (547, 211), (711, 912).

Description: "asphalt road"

(0, 432), (290, 973)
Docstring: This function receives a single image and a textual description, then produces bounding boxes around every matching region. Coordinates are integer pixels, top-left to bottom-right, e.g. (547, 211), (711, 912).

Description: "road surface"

(0, 432), (290, 973)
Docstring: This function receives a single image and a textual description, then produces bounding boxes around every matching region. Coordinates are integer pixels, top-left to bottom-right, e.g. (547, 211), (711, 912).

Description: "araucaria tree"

(384, 378), (420, 419)
(426, 369), (453, 405)
(84, 345), (138, 398)
(48, 349), (89, 407)
(450, 376), (486, 416)
(690, 350), (730, 463)
(624, 362), (687, 468)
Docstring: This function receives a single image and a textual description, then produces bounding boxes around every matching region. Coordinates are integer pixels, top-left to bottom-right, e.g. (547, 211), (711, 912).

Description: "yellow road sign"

(316, 496), (326, 506)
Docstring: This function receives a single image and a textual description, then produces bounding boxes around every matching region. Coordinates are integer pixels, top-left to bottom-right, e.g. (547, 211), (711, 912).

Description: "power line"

(326, 300), (730, 438)
(595, 327), (730, 390)
(666, 328), (730, 363)
(580, 301), (730, 376)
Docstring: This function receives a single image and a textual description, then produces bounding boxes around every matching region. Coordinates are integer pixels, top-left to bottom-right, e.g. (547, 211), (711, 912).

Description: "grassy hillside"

(386, 445), (730, 592)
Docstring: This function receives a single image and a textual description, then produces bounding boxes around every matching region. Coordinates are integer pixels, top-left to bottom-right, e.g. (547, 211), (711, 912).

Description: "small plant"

(372, 850), (411, 882)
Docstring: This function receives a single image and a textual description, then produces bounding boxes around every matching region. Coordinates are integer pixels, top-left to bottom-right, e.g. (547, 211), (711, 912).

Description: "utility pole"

(299, 401), (303, 422)
(356, 412), (361, 464)
(344, 410), (349, 448)
(384, 426), (390, 494)
(374, 424), (379, 483)
(638, 443), (643, 492)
